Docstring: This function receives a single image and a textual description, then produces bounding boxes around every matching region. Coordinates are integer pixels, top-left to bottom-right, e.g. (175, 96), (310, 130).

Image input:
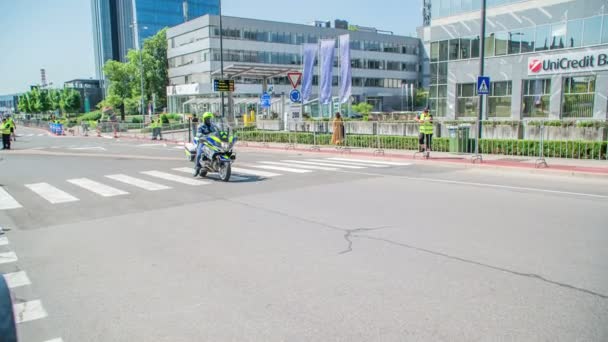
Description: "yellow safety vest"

(7, 118), (15, 129)
(419, 113), (433, 135)
(1, 122), (11, 134)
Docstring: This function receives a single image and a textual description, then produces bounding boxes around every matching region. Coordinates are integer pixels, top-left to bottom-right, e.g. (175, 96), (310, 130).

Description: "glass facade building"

(91, 0), (219, 80)
(424, 0), (608, 120)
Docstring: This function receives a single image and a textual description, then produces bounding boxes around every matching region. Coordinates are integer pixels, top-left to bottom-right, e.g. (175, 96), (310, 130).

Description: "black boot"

(193, 165), (201, 177)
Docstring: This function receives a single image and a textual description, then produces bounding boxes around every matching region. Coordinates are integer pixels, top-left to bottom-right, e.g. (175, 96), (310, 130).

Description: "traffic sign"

(213, 79), (235, 92)
(290, 104), (301, 120)
(287, 72), (302, 89)
(260, 92), (271, 108)
(477, 76), (490, 95)
(289, 89), (301, 103)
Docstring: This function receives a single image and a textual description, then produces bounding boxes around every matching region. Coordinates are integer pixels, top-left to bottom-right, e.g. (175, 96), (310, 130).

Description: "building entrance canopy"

(210, 63), (301, 79)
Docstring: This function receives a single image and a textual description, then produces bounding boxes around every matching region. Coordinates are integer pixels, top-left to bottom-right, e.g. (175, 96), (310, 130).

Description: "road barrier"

(233, 120), (608, 162)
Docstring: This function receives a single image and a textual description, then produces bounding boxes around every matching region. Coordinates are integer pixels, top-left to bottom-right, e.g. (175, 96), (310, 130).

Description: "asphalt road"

(1, 127), (607, 342)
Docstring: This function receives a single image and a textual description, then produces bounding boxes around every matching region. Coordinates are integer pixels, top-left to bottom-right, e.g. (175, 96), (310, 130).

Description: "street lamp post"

(131, 15), (147, 123)
(474, 0), (487, 162)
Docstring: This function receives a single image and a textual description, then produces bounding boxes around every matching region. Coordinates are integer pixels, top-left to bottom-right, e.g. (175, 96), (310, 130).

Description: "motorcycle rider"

(193, 112), (219, 177)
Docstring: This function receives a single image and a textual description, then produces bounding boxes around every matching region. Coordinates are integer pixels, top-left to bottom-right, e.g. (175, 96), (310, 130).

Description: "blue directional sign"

(477, 76), (490, 95)
(289, 89), (301, 103)
(260, 92), (271, 108)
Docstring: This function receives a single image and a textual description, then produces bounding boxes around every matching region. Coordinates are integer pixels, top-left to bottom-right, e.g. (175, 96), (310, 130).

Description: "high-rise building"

(91, 0), (220, 81)
(424, 0), (608, 120)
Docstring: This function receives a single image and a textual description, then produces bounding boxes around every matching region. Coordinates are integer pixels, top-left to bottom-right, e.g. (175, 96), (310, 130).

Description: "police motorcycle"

(185, 117), (237, 182)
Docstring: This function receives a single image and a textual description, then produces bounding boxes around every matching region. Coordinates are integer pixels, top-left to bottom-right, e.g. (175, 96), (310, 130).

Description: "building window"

(566, 19), (583, 48)
(438, 40), (448, 61)
(470, 36), (480, 58)
(582, 16), (602, 46)
(495, 32), (509, 56)
(460, 37), (471, 59)
(488, 81), (512, 118)
(563, 76), (595, 118)
(550, 22), (566, 49)
(603, 16), (608, 44)
(429, 61), (448, 117)
(449, 39), (460, 60)
(456, 83), (478, 118)
(430, 42), (439, 62)
(520, 28), (535, 53)
(508, 32), (522, 54)
(484, 33), (495, 57)
(386, 61), (401, 71)
(522, 79), (551, 118)
(535, 25), (550, 51)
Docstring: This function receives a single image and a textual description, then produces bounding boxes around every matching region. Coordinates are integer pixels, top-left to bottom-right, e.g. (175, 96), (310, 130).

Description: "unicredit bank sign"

(527, 48), (608, 76)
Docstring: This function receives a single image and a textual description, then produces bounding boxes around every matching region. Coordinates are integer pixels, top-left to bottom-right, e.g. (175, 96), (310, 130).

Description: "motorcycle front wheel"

(218, 162), (231, 182)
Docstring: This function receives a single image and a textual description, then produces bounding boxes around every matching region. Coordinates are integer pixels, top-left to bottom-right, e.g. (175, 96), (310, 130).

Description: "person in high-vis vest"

(7, 115), (16, 142)
(1, 118), (11, 150)
(416, 108), (434, 153)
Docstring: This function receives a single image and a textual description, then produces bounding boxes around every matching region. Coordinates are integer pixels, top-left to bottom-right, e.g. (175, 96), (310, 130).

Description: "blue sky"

(0, 0), (421, 94)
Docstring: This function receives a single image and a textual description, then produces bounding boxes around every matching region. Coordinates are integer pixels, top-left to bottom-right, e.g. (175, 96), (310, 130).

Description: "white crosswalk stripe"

(141, 171), (211, 186)
(13, 299), (48, 323)
(0, 252), (18, 264)
(281, 160), (366, 169)
(327, 157), (412, 166)
(26, 134), (34, 137)
(259, 161), (338, 171)
(25, 183), (79, 204)
(0, 187), (22, 210)
(240, 163), (312, 173)
(0, 236), (8, 246)
(67, 178), (129, 197)
(231, 167), (281, 178)
(106, 174), (171, 191)
(38, 134), (45, 137)
(307, 159), (388, 168)
(3, 271), (31, 289)
(171, 168), (248, 181)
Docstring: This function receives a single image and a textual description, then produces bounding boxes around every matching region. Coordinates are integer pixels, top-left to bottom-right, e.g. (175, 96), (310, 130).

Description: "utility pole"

(131, 0), (145, 122)
(218, 0), (225, 119)
(474, 0), (486, 162)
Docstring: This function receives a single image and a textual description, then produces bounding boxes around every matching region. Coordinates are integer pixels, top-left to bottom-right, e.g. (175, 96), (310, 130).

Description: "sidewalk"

(236, 141), (608, 176)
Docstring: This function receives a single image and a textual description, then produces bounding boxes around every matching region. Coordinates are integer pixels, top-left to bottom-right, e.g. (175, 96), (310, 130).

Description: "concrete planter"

(524, 126), (607, 142)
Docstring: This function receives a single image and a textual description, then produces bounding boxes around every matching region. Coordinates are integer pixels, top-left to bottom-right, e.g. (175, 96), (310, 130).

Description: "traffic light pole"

(218, 0), (226, 119)
(473, 0), (486, 163)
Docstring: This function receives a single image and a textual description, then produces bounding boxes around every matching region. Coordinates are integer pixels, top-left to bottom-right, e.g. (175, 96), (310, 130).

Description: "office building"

(423, 0), (608, 120)
(64, 79), (104, 113)
(91, 0), (220, 81)
(0, 94), (21, 115)
(166, 15), (422, 117)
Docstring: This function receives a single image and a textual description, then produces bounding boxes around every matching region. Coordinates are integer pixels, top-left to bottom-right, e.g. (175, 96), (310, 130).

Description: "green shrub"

(160, 114), (170, 124)
(131, 116), (143, 124)
(78, 111), (102, 123)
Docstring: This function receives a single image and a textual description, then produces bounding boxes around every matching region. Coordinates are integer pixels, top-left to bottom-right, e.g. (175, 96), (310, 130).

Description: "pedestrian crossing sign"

(477, 76), (490, 95)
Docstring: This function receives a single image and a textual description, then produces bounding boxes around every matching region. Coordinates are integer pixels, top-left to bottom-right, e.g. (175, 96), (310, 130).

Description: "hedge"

(235, 130), (608, 160)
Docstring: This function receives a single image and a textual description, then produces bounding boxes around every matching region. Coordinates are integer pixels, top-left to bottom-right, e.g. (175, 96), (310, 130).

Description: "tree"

(415, 90), (429, 109)
(352, 102), (373, 115)
(48, 89), (62, 113)
(142, 28), (169, 111)
(104, 59), (136, 120)
(61, 88), (81, 114)
(30, 87), (51, 113)
(18, 94), (32, 114)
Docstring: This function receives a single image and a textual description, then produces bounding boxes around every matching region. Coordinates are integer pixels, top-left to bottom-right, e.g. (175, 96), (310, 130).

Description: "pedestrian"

(331, 112), (344, 145)
(415, 107), (433, 156)
(2, 118), (11, 150)
(191, 114), (199, 142)
(7, 115), (16, 142)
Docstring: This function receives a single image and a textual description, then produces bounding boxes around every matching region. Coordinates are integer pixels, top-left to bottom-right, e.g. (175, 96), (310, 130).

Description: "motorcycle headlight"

(221, 142), (229, 150)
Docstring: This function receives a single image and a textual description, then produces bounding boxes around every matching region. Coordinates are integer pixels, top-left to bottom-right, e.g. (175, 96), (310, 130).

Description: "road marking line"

(0, 252), (18, 264)
(171, 167), (248, 181)
(328, 157), (412, 166)
(44, 339), (64, 342)
(13, 300), (48, 324)
(137, 144), (159, 147)
(241, 164), (312, 173)
(3, 271), (31, 288)
(67, 178), (129, 197)
(26, 134), (34, 137)
(282, 160), (366, 169)
(0, 236), (7, 246)
(105, 174), (171, 191)
(260, 161), (338, 171)
(38, 134), (45, 137)
(231, 167), (281, 178)
(25, 183), (80, 204)
(335, 169), (608, 199)
(69, 146), (106, 151)
(306, 159), (388, 168)
(174, 146), (184, 150)
(141, 171), (211, 186)
(0, 187), (22, 210)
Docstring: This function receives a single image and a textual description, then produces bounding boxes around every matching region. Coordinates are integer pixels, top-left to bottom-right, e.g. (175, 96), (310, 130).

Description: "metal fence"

(233, 120), (608, 161)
